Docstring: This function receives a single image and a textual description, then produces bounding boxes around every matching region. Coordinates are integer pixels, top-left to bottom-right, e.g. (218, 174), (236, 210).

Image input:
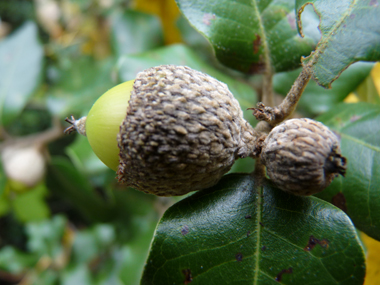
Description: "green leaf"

(110, 10), (164, 57)
(65, 134), (109, 175)
(46, 57), (115, 118)
(0, 246), (37, 273)
(296, 0), (380, 88)
(0, 21), (44, 126)
(72, 224), (115, 265)
(142, 174), (365, 285)
(12, 183), (50, 223)
(26, 215), (66, 257)
(176, 15), (214, 61)
(176, 0), (316, 73)
(316, 103), (380, 241)
(118, 44), (257, 126)
(273, 62), (374, 115)
(46, 157), (114, 223)
(62, 264), (92, 285)
(0, 161), (6, 197)
(118, 217), (159, 285)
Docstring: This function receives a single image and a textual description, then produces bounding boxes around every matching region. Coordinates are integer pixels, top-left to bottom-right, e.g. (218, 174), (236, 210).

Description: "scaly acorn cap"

(260, 118), (347, 196)
(117, 65), (257, 196)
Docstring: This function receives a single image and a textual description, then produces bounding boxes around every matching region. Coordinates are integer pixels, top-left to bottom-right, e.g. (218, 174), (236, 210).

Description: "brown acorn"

(65, 65), (258, 196)
(260, 118), (347, 195)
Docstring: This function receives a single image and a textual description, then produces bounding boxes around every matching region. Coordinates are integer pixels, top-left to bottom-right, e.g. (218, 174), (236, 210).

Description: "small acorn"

(65, 65), (258, 196)
(260, 118), (347, 196)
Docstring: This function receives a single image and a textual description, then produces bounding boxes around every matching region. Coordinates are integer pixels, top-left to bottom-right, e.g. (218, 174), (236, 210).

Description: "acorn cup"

(65, 65), (258, 196)
(260, 118), (347, 196)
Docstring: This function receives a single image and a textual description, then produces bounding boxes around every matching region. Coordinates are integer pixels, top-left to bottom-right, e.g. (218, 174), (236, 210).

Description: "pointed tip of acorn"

(64, 116), (87, 136)
(325, 151), (347, 177)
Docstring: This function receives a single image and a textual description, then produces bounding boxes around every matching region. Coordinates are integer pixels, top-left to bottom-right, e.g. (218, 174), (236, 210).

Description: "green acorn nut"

(65, 65), (258, 196)
(260, 118), (347, 196)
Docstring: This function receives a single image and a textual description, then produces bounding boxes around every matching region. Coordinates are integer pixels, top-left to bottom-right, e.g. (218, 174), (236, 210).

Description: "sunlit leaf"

(361, 232), (380, 284)
(134, 0), (182, 44)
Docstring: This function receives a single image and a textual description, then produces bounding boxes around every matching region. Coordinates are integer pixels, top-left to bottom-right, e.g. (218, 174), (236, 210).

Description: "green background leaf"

(110, 10), (164, 58)
(0, 21), (44, 126)
(296, 0), (380, 87)
(142, 174), (365, 285)
(317, 103), (380, 241)
(176, 0), (316, 73)
(46, 57), (116, 118)
(12, 183), (50, 223)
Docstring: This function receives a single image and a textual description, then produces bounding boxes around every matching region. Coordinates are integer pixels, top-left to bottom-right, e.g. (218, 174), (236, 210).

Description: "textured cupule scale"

(117, 65), (256, 196)
(261, 118), (345, 196)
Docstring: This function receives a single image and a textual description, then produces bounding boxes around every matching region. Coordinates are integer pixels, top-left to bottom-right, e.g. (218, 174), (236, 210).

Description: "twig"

(250, 64), (312, 127)
(253, 157), (266, 177)
(262, 66), (274, 107)
(0, 117), (64, 151)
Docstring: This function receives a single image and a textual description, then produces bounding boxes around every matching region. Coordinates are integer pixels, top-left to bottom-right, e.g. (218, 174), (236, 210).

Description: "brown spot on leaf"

(248, 61), (266, 74)
(261, 245), (267, 251)
(235, 253), (243, 262)
(259, 222), (264, 227)
(350, 14), (356, 19)
(370, 0), (378, 7)
(332, 192), (347, 213)
(203, 13), (216, 26)
(275, 267), (293, 282)
(182, 269), (193, 284)
(245, 214), (252, 219)
(181, 225), (189, 235)
(304, 235), (329, 251)
(253, 34), (261, 54)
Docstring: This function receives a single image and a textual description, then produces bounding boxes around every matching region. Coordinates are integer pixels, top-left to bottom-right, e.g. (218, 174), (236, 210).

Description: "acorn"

(65, 65), (258, 196)
(260, 118), (347, 196)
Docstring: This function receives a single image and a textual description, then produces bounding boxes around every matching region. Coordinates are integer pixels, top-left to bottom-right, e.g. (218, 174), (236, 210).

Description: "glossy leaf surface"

(142, 174), (365, 285)
(317, 103), (380, 241)
(296, 0), (380, 88)
(176, 0), (316, 73)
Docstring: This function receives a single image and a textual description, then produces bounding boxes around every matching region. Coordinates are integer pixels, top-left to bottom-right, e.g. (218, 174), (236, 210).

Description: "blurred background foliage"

(0, 0), (379, 284)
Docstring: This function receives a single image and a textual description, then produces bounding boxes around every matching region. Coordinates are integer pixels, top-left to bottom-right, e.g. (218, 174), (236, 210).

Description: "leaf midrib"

(251, 0), (272, 71)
